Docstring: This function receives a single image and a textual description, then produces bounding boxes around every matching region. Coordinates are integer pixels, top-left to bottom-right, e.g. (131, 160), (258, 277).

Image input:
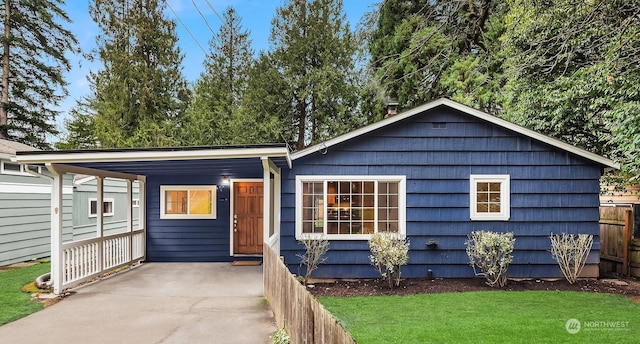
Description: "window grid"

(301, 179), (400, 236)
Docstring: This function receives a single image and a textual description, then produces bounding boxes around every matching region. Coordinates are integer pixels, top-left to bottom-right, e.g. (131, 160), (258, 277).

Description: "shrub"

(549, 233), (593, 284)
(296, 236), (330, 285)
(369, 232), (410, 288)
(270, 327), (290, 344)
(465, 230), (515, 287)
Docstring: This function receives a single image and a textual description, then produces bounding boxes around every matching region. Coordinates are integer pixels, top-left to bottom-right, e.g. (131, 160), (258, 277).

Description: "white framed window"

(132, 199), (140, 208)
(470, 174), (510, 221)
(296, 176), (406, 240)
(160, 185), (217, 219)
(0, 161), (41, 176)
(89, 198), (115, 217)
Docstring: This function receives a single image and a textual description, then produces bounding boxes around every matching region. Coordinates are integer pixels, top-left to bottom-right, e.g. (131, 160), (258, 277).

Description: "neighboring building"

(71, 176), (141, 241)
(0, 139), (72, 266)
(15, 99), (618, 283)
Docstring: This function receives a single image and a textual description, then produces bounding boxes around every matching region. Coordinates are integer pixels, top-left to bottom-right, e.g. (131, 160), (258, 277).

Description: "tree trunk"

(0, 0), (10, 139)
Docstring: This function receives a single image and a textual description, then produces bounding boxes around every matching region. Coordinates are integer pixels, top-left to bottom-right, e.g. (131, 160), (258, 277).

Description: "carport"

(15, 144), (290, 294)
(0, 263), (276, 343)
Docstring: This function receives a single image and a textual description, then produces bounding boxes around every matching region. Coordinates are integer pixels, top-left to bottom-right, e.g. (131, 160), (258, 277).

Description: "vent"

(432, 122), (447, 129)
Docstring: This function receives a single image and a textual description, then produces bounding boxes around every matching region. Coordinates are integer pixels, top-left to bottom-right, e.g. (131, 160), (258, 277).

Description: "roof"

(15, 143), (292, 169)
(0, 139), (38, 158)
(291, 98), (619, 169)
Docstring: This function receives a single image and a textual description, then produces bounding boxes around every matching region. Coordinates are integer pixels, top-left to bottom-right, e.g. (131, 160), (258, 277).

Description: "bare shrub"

(369, 232), (410, 288)
(297, 236), (330, 286)
(549, 233), (593, 284)
(465, 230), (515, 287)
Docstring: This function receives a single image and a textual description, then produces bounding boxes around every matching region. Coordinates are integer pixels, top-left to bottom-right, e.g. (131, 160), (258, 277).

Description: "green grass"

(319, 291), (640, 343)
(0, 262), (50, 326)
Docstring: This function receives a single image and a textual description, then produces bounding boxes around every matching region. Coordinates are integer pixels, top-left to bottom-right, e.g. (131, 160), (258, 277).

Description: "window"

(160, 186), (216, 219)
(296, 176), (406, 239)
(89, 198), (115, 217)
(0, 161), (41, 176)
(132, 199), (140, 208)
(470, 175), (510, 221)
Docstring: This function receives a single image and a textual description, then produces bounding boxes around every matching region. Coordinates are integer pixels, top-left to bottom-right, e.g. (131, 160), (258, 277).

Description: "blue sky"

(57, 0), (376, 139)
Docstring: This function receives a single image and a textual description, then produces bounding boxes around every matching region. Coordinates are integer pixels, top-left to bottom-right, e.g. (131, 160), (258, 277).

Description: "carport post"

(48, 165), (64, 294)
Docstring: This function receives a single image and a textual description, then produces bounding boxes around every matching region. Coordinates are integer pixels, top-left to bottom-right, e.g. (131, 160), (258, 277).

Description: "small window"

(470, 175), (510, 221)
(160, 186), (217, 219)
(0, 161), (41, 176)
(132, 199), (140, 208)
(89, 198), (115, 217)
(296, 176), (406, 240)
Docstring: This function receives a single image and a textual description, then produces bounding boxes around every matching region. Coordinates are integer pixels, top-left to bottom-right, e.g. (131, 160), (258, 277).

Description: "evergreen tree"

(268, 0), (361, 150)
(181, 7), (256, 145)
(55, 98), (98, 149)
(86, 0), (189, 148)
(363, 0), (506, 117)
(501, 0), (640, 179)
(0, 0), (78, 149)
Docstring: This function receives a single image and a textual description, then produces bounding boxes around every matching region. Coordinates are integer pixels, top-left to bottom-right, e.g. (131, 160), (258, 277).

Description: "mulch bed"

(307, 275), (640, 301)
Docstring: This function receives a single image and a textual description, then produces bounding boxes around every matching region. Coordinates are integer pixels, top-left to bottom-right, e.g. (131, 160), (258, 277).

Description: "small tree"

(549, 233), (593, 284)
(369, 232), (410, 288)
(296, 237), (329, 286)
(465, 230), (515, 287)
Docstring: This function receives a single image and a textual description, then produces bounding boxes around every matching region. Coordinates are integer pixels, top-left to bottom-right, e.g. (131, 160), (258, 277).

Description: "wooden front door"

(233, 182), (264, 255)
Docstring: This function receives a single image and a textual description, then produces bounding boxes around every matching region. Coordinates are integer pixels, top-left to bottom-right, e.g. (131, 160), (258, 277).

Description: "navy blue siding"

(280, 107), (603, 278)
(145, 169), (262, 262)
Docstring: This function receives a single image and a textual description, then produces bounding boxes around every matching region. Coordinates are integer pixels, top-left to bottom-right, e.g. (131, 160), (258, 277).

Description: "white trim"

(469, 174), (510, 221)
(89, 197), (115, 217)
(295, 175), (407, 240)
(160, 185), (217, 219)
(1, 161), (42, 176)
(16, 146), (291, 165)
(0, 181), (72, 194)
(291, 98), (618, 169)
(229, 178), (263, 256)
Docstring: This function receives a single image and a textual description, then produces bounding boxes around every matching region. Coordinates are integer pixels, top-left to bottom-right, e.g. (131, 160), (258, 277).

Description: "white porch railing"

(61, 229), (145, 290)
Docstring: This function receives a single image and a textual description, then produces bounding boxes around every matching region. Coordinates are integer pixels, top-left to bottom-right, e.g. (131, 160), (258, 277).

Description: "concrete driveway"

(0, 263), (277, 344)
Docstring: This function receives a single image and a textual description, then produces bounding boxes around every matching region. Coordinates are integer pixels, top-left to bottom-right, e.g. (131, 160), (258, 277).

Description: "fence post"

(623, 209), (633, 276)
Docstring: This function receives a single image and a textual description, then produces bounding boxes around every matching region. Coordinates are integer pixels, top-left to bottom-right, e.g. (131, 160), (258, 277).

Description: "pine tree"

(86, 0), (189, 148)
(363, 0), (506, 116)
(267, 0), (361, 150)
(0, 0), (78, 149)
(182, 7), (255, 145)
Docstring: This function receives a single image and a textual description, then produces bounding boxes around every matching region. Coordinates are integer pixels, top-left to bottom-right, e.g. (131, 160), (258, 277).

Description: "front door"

(233, 182), (264, 255)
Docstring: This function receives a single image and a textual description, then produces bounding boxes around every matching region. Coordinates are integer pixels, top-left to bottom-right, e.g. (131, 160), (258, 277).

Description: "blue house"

(15, 99), (617, 293)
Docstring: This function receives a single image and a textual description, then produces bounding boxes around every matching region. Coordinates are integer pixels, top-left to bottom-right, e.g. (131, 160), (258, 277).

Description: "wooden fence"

(599, 206), (633, 275)
(264, 244), (356, 344)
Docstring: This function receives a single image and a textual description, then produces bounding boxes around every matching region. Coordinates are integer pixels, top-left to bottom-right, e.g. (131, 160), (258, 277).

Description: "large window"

(296, 176), (406, 239)
(89, 198), (115, 217)
(469, 175), (510, 221)
(160, 186), (217, 219)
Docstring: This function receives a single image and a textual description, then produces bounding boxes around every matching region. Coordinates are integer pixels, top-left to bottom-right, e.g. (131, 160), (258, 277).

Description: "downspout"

(23, 164), (53, 181)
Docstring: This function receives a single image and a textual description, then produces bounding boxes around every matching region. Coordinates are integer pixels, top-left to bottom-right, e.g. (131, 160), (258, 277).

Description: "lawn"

(319, 291), (639, 343)
(0, 262), (50, 326)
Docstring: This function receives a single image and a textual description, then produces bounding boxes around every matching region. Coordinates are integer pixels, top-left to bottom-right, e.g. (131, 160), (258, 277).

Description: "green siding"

(0, 167), (73, 266)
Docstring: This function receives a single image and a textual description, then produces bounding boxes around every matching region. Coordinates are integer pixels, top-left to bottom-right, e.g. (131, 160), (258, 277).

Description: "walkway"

(0, 263), (277, 343)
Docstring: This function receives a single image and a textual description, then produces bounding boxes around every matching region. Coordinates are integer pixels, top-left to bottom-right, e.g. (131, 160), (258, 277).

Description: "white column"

(262, 158), (282, 254)
(262, 158), (271, 250)
(49, 167), (64, 294)
(127, 179), (133, 261)
(139, 179), (146, 260)
(96, 176), (104, 273)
